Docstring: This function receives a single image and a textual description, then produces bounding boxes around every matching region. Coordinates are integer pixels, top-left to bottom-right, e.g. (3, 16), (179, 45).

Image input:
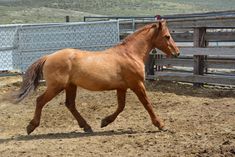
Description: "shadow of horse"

(0, 130), (162, 144)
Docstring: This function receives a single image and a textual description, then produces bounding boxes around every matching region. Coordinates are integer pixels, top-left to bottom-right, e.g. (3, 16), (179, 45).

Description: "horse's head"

(151, 20), (180, 57)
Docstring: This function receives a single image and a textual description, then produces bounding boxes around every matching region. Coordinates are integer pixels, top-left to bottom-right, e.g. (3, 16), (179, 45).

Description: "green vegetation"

(0, 0), (235, 24)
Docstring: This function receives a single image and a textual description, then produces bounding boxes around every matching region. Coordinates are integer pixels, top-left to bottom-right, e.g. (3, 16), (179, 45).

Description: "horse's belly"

(74, 77), (125, 91)
(71, 70), (125, 91)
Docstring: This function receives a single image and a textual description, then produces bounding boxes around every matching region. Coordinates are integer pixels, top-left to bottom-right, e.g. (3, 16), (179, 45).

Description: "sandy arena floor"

(0, 76), (234, 157)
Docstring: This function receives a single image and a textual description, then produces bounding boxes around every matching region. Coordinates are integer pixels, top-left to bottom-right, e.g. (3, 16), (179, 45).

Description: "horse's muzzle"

(173, 52), (180, 58)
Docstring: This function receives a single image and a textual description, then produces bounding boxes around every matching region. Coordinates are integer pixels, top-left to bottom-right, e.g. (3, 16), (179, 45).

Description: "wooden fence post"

(146, 53), (155, 76)
(146, 49), (158, 78)
(65, 16), (70, 22)
(156, 53), (163, 71)
(193, 27), (207, 47)
(193, 27), (207, 87)
(193, 55), (205, 73)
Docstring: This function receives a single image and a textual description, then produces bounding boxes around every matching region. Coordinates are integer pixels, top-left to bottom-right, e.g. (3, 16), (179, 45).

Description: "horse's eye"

(165, 35), (170, 40)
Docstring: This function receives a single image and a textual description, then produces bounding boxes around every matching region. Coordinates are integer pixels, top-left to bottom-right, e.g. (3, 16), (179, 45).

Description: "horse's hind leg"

(101, 89), (127, 128)
(27, 87), (63, 135)
(131, 82), (165, 130)
(65, 84), (93, 133)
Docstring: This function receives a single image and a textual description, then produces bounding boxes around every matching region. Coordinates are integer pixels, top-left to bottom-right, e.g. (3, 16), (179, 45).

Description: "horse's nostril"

(173, 52), (180, 58)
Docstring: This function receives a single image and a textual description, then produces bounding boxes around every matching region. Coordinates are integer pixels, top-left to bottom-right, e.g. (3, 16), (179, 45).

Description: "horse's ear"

(159, 20), (166, 30)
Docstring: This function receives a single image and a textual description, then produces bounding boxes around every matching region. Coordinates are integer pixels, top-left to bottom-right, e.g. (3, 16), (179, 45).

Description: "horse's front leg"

(131, 81), (166, 131)
(101, 89), (127, 128)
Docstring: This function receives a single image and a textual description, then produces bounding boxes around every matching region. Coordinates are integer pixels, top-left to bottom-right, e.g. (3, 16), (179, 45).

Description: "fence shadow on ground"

(145, 80), (235, 99)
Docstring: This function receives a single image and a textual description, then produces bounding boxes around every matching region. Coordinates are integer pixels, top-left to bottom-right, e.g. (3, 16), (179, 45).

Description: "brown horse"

(11, 20), (179, 135)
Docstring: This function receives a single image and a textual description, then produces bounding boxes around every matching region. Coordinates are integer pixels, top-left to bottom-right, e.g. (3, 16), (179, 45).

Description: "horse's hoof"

(26, 124), (36, 135)
(159, 126), (168, 132)
(101, 119), (110, 128)
(83, 126), (93, 133)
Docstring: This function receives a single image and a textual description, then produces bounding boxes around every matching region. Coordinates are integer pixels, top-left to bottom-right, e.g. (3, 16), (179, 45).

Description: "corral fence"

(1, 11), (235, 86)
(0, 20), (119, 73)
(85, 11), (235, 86)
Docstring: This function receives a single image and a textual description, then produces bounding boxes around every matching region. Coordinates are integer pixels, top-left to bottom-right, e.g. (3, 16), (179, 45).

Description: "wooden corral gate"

(115, 11), (235, 86)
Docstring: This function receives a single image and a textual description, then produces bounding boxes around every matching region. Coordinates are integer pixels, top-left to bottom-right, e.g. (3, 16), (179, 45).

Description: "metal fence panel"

(0, 21), (120, 72)
(0, 26), (18, 70)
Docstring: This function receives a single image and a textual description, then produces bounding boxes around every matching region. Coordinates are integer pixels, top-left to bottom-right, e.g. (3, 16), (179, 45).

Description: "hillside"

(0, 0), (235, 24)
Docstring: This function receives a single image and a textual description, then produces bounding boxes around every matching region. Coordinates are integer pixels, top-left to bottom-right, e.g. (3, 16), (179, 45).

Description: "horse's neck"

(122, 37), (153, 62)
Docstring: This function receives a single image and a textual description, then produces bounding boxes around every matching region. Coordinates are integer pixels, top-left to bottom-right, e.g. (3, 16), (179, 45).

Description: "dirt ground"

(0, 76), (234, 157)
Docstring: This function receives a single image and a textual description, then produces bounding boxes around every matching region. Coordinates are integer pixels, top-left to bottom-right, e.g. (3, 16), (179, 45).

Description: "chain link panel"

(0, 25), (18, 70)
(0, 21), (119, 72)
